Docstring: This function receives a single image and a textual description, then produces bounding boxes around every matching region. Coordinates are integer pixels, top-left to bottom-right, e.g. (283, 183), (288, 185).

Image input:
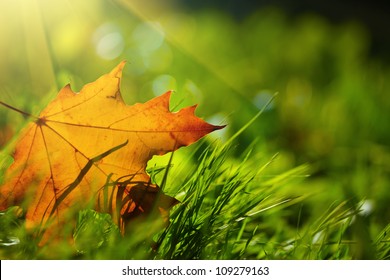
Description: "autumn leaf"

(0, 61), (224, 242)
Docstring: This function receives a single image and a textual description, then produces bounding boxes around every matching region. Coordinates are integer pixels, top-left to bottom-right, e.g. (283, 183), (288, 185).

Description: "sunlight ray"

(20, 0), (58, 96)
(114, 0), (255, 108)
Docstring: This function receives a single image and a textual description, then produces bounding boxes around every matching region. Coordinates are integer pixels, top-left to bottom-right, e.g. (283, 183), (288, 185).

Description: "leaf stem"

(0, 101), (37, 119)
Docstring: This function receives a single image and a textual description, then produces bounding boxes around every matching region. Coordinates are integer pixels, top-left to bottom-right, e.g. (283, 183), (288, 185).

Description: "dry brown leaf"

(0, 61), (224, 241)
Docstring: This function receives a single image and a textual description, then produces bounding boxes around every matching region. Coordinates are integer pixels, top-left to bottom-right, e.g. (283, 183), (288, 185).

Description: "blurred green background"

(1, 0), (389, 258)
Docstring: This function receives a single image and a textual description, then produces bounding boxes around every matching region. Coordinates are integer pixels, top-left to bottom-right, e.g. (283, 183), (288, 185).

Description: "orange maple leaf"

(0, 61), (224, 241)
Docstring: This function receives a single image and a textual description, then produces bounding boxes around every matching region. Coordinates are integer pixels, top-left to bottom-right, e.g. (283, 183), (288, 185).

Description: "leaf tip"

(109, 60), (127, 79)
(58, 83), (75, 98)
(159, 90), (173, 109)
(212, 124), (227, 131)
(164, 90), (174, 97)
